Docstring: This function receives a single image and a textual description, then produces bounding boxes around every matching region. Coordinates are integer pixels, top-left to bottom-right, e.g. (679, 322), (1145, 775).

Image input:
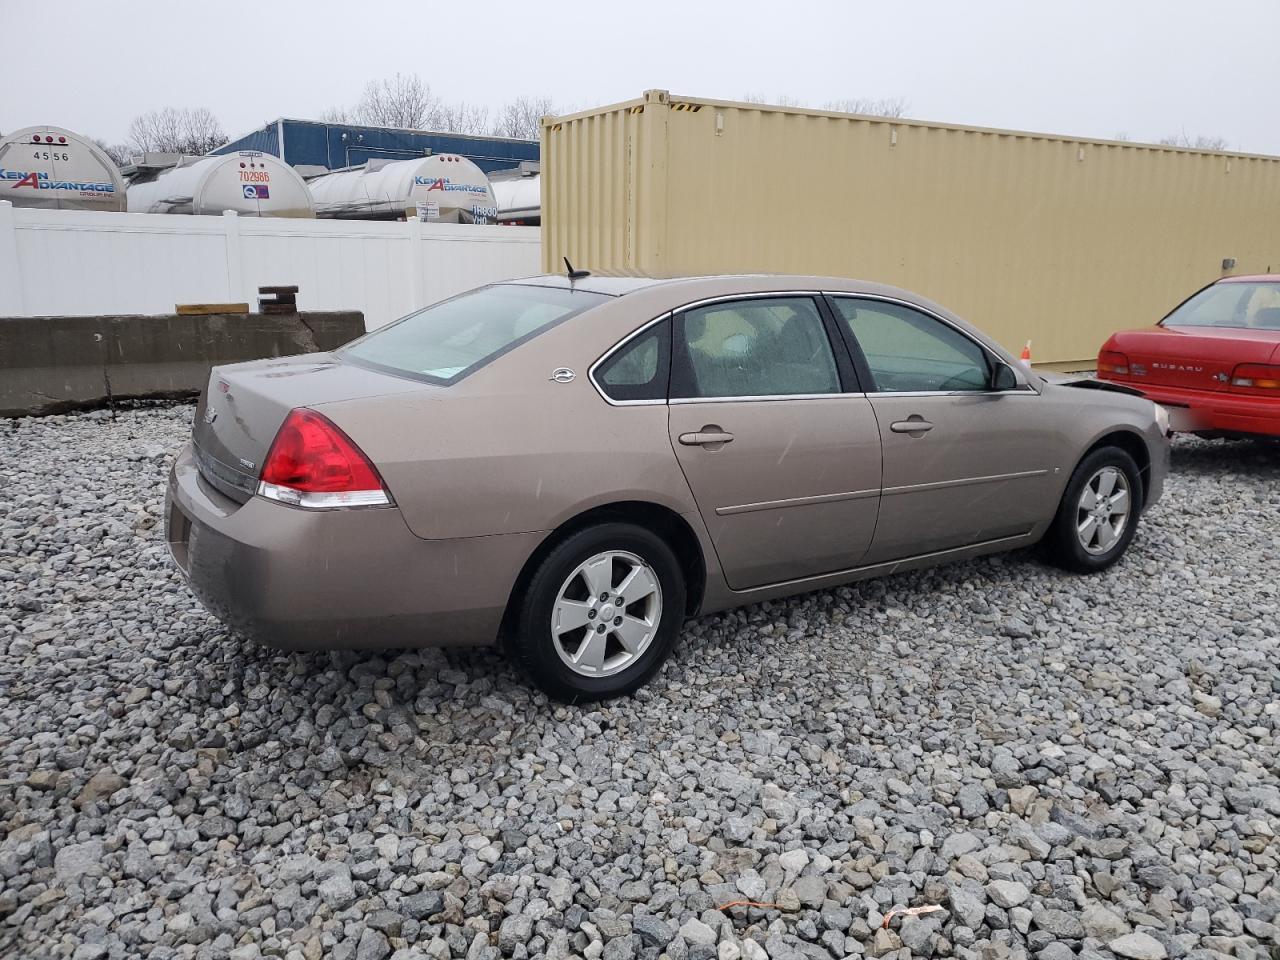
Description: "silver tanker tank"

(127, 151), (314, 217)
(308, 154), (497, 222)
(0, 125), (126, 211)
(493, 173), (540, 224)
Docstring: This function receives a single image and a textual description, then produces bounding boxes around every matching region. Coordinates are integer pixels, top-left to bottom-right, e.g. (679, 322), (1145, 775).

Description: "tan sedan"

(166, 274), (1169, 700)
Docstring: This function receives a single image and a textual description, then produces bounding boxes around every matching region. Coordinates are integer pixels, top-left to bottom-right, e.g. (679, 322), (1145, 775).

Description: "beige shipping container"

(542, 90), (1280, 367)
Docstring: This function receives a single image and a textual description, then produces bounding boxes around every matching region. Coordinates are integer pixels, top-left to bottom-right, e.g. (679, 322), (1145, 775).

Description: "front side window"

(672, 297), (840, 399)
(832, 298), (990, 392)
(1165, 281), (1280, 330)
(342, 284), (608, 383)
(595, 319), (671, 401)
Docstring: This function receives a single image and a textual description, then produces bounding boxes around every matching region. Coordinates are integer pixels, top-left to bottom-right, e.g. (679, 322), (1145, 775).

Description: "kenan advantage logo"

(1, 168), (116, 193)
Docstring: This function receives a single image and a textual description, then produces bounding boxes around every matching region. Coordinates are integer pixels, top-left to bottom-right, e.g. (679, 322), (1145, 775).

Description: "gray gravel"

(2, 402), (1278, 960)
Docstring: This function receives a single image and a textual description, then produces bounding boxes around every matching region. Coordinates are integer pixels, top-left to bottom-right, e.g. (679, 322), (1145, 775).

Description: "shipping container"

(542, 90), (1280, 366)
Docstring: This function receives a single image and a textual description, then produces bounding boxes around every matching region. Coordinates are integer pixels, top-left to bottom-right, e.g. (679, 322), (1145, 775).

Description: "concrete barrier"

(1, 311), (364, 417)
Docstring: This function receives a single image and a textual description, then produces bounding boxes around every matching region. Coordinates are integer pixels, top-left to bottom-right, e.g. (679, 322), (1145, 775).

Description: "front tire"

(1041, 446), (1144, 573)
(510, 523), (686, 702)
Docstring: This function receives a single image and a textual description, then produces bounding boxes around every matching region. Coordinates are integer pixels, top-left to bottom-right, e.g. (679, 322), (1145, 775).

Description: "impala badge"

(550, 368), (576, 383)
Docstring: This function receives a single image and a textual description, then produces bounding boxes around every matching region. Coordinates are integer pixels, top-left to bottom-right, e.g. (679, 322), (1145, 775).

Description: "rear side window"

(341, 284), (608, 384)
(832, 298), (990, 392)
(672, 297), (840, 399)
(595, 319), (671, 401)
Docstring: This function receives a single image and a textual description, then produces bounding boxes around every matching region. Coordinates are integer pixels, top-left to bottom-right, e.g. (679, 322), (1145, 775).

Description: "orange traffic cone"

(1019, 340), (1032, 367)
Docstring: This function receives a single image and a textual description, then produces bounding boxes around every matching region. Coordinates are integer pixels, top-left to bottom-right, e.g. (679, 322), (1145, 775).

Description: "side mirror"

(991, 361), (1020, 391)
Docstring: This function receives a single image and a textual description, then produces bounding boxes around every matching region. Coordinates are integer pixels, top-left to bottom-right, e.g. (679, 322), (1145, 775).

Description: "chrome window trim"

(824, 291), (1041, 396)
(670, 392), (862, 404)
(588, 291), (834, 407)
(675, 290), (826, 312)
(863, 388), (1038, 398)
(587, 289), (1037, 406)
(587, 311), (673, 407)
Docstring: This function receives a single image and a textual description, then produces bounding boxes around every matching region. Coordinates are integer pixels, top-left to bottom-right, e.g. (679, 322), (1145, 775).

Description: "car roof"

(510, 274), (671, 296)
(504, 273), (929, 298)
(1219, 274), (1280, 284)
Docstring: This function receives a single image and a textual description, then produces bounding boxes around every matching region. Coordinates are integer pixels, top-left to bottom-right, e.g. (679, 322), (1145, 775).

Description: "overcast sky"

(2, 0), (1277, 155)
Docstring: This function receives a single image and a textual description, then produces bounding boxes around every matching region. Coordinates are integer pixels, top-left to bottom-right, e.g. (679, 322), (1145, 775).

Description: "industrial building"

(214, 118), (539, 175)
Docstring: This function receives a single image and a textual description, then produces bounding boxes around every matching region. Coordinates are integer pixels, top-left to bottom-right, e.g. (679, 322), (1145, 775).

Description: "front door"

(666, 295), (882, 590)
(828, 295), (1058, 563)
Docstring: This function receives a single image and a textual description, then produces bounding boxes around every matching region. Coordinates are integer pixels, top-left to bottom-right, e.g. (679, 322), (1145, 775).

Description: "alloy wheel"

(1076, 466), (1131, 555)
(551, 550), (663, 677)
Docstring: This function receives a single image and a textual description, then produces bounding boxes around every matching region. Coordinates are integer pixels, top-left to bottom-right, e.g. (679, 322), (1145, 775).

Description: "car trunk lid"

(1110, 325), (1280, 391)
(192, 354), (431, 503)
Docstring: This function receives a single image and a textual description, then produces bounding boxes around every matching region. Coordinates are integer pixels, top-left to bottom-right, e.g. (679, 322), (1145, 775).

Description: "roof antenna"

(563, 256), (591, 283)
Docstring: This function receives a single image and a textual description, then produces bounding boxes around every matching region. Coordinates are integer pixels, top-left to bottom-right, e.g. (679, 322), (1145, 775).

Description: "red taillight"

(1228, 363), (1280, 394)
(257, 409), (391, 509)
(1098, 350), (1130, 377)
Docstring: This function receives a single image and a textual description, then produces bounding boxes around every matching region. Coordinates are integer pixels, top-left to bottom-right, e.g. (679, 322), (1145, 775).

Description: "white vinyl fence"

(0, 200), (542, 330)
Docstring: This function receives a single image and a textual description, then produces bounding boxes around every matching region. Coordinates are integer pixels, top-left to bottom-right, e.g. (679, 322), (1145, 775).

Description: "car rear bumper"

(165, 443), (543, 649)
(1100, 379), (1280, 438)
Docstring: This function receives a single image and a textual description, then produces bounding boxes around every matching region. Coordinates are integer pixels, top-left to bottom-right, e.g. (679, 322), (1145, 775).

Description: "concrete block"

(1, 311), (364, 417)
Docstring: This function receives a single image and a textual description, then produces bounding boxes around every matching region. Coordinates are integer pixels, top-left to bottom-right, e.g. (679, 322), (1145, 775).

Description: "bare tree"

(1159, 131), (1230, 151)
(127, 107), (226, 156)
(822, 97), (908, 118)
(1112, 132), (1132, 142)
(318, 105), (355, 124)
(741, 93), (908, 118)
(93, 138), (132, 167)
(438, 102), (491, 136)
(355, 73), (442, 129)
(320, 78), (554, 137)
(742, 93), (806, 107)
(491, 96), (556, 140)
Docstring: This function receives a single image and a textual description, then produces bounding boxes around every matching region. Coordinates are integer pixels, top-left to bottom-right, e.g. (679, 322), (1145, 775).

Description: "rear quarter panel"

(314, 289), (703, 541)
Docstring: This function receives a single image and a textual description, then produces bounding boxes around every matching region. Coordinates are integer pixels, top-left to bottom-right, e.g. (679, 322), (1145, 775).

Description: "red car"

(1097, 275), (1280, 438)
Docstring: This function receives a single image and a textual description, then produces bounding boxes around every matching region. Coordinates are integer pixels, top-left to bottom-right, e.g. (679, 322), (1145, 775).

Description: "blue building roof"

(214, 118), (539, 174)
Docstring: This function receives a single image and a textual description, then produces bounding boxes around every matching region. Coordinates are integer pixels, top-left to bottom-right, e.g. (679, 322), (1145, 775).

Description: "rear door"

(665, 295), (882, 590)
(828, 295), (1058, 563)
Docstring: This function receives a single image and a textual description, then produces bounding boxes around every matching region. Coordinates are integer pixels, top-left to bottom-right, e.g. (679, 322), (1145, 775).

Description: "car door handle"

(890, 417), (935, 435)
(678, 430), (735, 446)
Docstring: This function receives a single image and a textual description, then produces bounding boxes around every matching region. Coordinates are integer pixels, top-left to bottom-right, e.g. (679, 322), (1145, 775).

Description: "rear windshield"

(340, 284), (608, 383)
(1164, 281), (1280, 330)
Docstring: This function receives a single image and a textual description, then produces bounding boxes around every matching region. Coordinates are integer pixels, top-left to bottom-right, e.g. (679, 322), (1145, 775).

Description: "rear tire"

(510, 523), (686, 702)
(1040, 446), (1144, 573)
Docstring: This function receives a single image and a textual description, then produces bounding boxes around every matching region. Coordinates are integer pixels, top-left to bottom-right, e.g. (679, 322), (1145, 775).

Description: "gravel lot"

(2, 403), (1277, 960)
